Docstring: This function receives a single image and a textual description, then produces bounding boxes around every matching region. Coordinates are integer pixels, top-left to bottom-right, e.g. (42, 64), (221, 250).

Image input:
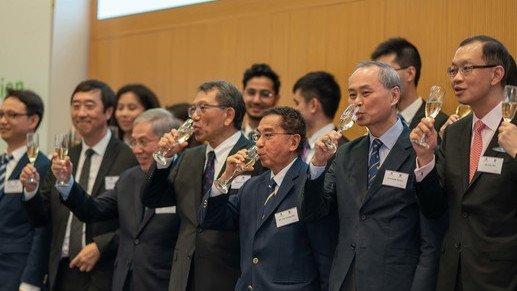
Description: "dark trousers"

(55, 258), (98, 291)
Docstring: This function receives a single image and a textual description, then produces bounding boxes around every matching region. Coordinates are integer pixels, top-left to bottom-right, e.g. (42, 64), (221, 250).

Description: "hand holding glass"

(493, 85), (517, 152)
(412, 85), (445, 149)
(26, 132), (39, 184)
(54, 134), (69, 186)
(213, 146), (259, 193)
(324, 104), (359, 152)
(153, 119), (195, 165)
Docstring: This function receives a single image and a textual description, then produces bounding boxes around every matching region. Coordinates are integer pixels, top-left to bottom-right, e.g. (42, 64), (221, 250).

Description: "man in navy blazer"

(0, 89), (50, 291)
(300, 62), (445, 291)
(200, 106), (337, 291)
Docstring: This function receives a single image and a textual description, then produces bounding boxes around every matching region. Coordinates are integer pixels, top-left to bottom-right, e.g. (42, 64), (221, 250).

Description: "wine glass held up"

(26, 132), (39, 184)
(214, 146), (259, 193)
(324, 104), (359, 153)
(493, 85), (517, 152)
(411, 85), (445, 149)
(54, 134), (70, 186)
(153, 118), (195, 165)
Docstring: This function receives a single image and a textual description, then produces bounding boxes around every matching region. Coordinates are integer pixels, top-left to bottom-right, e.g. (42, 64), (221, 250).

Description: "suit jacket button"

(248, 285), (253, 291)
(350, 243), (356, 249)
(134, 239), (140, 245)
(360, 215), (367, 221)
(455, 243), (461, 249)
(462, 212), (468, 218)
(252, 257), (259, 264)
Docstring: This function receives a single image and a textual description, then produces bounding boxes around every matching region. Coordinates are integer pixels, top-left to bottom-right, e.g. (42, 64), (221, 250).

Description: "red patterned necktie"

(469, 120), (485, 182)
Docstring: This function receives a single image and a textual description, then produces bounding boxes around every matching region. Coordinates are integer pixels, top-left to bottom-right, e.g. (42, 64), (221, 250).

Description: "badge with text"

(231, 175), (251, 189)
(155, 206), (176, 214)
(5, 180), (23, 193)
(275, 207), (299, 228)
(477, 156), (503, 175)
(104, 176), (119, 190)
(382, 170), (409, 189)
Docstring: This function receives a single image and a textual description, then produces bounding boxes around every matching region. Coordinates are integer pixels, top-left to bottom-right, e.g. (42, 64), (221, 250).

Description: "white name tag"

(382, 170), (409, 189)
(104, 176), (119, 190)
(230, 175), (251, 189)
(477, 156), (503, 175)
(5, 180), (23, 193)
(155, 206), (176, 214)
(275, 207), (299, 228)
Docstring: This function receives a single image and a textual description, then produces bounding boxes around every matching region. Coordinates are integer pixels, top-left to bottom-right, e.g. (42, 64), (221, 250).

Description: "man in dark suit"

(142, 80), (260, 291)
(300, 61), (445, 291)
(0, 89), (50, 291)
(292, 71), (349, 163)
(21, 80), (138, 291)
(411, 35), (517, 291)
(371, 37), (448, 131)
(24, 108), (180, 291)
(200, 106), (336, 291)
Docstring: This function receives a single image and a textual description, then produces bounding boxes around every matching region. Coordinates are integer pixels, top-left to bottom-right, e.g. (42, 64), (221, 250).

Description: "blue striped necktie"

(0, 153), (13, 197)
(367, 139), (383, 189)
(262, 179), (277, 219)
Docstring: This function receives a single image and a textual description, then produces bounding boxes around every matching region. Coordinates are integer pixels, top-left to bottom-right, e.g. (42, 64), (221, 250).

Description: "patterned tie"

(0, 153), (13, 197)
(202, 151), (216, 196)
(367, 139), (383, 189)
(69, 148), (95, 258)
(262, 179), (277, 219)
(469, 120), (485, 182)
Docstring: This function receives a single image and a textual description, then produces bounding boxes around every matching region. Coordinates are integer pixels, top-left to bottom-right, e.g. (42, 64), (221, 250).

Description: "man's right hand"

(312, 130), (341, 167)
(158, 129), (189, 158)
(410, 118), (437, 166)
(51, 153), (73, 183)
(219, 149), (253, 182)
(20, 164), (39, 192)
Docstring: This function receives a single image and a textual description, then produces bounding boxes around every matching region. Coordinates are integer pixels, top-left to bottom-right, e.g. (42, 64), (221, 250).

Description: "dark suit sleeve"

(61, 181), (118, 223)
(141, 161), (176, 208)
(23, 167), (55, 227)
(199, 187), (241, 231)
(434, 111), (449, 132)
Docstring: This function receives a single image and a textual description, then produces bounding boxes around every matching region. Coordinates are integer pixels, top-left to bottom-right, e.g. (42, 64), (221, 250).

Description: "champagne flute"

(54, 134), (69, 186)
(153, 118), (195, 165)
(26, 132), (39, 184)
(213, 146), (259, 193)
(493, 85), (517, 152)
(324, 104), (359, 152)
(412, 85), (445, 149)
(455, 104), (472, 118)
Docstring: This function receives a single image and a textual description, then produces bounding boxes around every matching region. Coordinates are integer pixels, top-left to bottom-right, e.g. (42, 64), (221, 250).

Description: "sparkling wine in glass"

(153, 119), (195, 165)
(54, 134), (69, 186)
(213, 146), (259, 193)
(455, 104), (472, 118)
(324, 104), (359, 152)
(26, 132), (39, 184)
(493, 85), (517, 152)
(412, 85), (445, 149)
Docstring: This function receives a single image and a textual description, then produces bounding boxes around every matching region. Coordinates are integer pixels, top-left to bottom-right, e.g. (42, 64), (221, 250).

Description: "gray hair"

(198, 80), (245, 129)
(133, 108), (179, 137)
(354, 61), (401, 89)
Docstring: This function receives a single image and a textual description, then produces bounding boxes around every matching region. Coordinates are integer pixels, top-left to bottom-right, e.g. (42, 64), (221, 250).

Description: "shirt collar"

(399, 97), (423, 124)
(270, 157), (297, 187)
(7, 145), (27, 164)
(81, 130), (112, 157)
(206, 131), (242, 160)
(472, 101), (502, 132)
(308, 123), (335, 149)
(242, 122), (255, 137)
(369, 118), (404, 151)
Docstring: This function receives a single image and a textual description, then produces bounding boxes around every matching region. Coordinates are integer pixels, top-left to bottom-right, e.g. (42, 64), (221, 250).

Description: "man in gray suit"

(142, 80), (261, 291)
(299, 61), (444, 291)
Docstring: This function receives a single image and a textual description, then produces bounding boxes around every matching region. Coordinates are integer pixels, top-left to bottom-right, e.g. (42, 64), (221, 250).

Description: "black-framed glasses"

(251, 131), (294, 142)
(188, 104), (228, 117)
(447, 64), (498, 78)
(244, 88), (274, 99)
(128, 138), (157, 148)
(0, 110), (29, 120)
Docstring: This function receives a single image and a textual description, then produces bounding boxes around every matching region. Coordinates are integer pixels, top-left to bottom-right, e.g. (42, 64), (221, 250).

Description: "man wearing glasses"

(199, 106), (336, 291)
(411, 35), (517, 291)
(142, 80), (262, 291)
(241, 63), (281, 139)
(371, 37), (448, 131)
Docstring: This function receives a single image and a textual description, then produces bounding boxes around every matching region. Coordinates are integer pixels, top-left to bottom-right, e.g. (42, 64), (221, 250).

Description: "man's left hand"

(69, 242), (101, 272)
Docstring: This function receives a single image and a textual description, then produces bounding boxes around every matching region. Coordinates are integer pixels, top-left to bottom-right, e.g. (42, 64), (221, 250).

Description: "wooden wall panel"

(89, 0), (517, 140)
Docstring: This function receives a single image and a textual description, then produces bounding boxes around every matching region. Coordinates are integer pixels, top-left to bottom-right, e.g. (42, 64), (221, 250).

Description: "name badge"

(230, 175), (251, 189)
(155, 206), (176, 214)
(477, 156), (503, 175)
(5, 180), (23, 193)
(382, 170), (409, 189)
(104, 176), (119, 190)
(275, 207), (299, 228)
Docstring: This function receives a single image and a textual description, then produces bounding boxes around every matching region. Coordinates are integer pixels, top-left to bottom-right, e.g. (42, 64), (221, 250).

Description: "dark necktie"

(261, 179), (277, 219)
(0, 153), (13, 198)
(69, 148), (95, 258)
(202, 151), (216, 196)
(367, 139), (383, 189)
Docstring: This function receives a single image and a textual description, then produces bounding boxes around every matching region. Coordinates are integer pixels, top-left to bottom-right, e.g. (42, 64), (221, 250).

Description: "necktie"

(367, 139), (383, 189)
(69, 148), (95, 258)
(202, 151), (216, 196)
(469, 120), (485, 182)
(398, 113), (408, 127)
(262, 179), (277, 219)
(0, 153), (13, 197)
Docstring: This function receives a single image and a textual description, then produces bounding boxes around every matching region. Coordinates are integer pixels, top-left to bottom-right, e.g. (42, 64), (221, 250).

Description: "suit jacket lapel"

(353, 138), (369, 205)
(452, 116), (472, 194)
(9, 154), (29, 179)
(409, 101), (426, 130)
(69, 144), (82, 177)
(91, 137), (118, 197)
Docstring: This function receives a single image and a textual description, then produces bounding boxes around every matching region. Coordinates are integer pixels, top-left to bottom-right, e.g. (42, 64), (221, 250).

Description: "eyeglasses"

(128, 138), (157, 148)
(244, 88), (274, 99)
(188, 104), (227, 117)
(0, 110), (29, 120)
(447, 64), (498, 78)
(394, 66), (409, 71)
(251, 131), (293, 142)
